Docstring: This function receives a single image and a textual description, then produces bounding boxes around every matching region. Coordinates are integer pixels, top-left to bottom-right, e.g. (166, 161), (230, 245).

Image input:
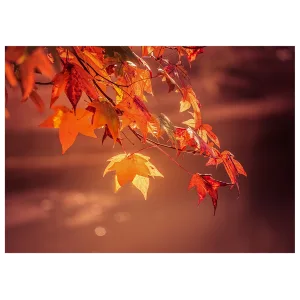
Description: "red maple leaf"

(188, 173), (232, 215)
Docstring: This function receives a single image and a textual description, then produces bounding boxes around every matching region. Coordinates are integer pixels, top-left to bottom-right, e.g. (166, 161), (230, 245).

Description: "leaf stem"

(121, 132), (135, 145)
(130, 145), (156, 156)
(128, 126), (192, 175)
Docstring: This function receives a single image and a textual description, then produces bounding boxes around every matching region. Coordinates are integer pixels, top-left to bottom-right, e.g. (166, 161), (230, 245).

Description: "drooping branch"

(128, 127), (208, 156)
(35, 47), (207, 159)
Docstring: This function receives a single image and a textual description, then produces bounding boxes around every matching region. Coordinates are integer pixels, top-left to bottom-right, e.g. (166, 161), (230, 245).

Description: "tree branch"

(71, 47), (116, 107)
(128, 127), (207, 156)
(35, 81), (53, 85)
(72, 47), (205, 160)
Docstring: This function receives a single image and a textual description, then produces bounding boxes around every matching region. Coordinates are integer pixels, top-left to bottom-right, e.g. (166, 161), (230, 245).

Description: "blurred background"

(5, 46), (295, 253)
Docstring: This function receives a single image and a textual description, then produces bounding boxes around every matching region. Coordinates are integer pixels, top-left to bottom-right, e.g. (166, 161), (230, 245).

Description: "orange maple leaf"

(159, 67), (182, 94)
(175, 127), (216, 157)
(103, 153), (163, 199)
(87, 100), (120, 142)
(206, 150), (247, 194)
(75, 47), (111, 85)
(14, 47), (54, 100)
(5, 46), (26, 63)
(39, 106), (96, 154)
(117, 95), (153, 141)
(50, 69), (70, 107)
(141, 46), (166, 58)
(5, 62), (18, 87)
(182, 118), (220, 148)
(182, 47), (204, 63)
(115, 62), (153, 101)
(188, 173), (232, 215)
(180, 86), (202, 129)
(101, 125), (122, 145)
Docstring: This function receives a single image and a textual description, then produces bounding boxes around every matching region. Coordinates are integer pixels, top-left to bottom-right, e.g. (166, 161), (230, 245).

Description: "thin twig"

(129, 128), (204, 156)
(122, 131), (134, 145)
(35, 81), (53, 85)
(128, 126), (192, 175)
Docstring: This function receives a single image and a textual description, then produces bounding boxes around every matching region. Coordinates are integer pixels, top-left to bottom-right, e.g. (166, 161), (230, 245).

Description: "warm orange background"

(5, 46), (295, 252)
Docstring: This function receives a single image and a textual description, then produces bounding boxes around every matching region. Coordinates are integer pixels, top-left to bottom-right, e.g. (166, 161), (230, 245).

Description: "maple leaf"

(180, 86), (200, 111)
(56, 47), (79, 65)
(158, 67), (181, 94)
(117, 95), (153, 141)
(141, 46), (166, 58)
(39, 106), (96, 154)
(206, 150), (247, 194)
(87, 100), (120, 142)
(46, 46), (63, 73)
(198, 124), (220, 148)
(180, 86), (202, 129)
(115, 62), (153, 101)
(50, 69), (70, 107)
(5, 46), (26, 63)
(5, 45), (247, 212)
(102, 46), (140, 65)
(75, 47), (111, 84)
(5, 62), (17, 87)
(182, 118), (220, 148)
(175, 127), (216, 157)
(103, 153), (163, 199)
(106, 64), (115, 75)
(142, 46), (155, 57)
(102, 125), (122, 145)
(182, 47), (204, 63)
(65, 64), (99, 111)
(155, 113), (177, 146)
(8, 47), (55, 101)
(188, 173), (232, 215)
(133, 54), (153, 77)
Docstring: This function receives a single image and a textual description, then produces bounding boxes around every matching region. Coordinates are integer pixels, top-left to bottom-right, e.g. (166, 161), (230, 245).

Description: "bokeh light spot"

(94, 226), (106, 237)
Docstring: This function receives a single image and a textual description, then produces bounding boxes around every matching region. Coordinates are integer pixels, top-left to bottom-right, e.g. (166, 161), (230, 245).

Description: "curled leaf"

(188, 173), (232, 215)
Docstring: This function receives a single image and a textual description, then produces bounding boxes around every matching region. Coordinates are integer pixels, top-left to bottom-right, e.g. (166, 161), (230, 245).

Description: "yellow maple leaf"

(103, 153), (163, 199)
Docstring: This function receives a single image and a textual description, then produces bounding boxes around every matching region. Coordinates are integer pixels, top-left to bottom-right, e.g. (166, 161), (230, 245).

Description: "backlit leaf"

(88, 100), (120, 142)
(188, 173), (232, 215)
(103, 153), (163, 199)
(39, 106), (96, 153)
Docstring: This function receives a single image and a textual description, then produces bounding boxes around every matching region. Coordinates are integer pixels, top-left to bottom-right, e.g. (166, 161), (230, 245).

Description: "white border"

(3, 44), (296, 256)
